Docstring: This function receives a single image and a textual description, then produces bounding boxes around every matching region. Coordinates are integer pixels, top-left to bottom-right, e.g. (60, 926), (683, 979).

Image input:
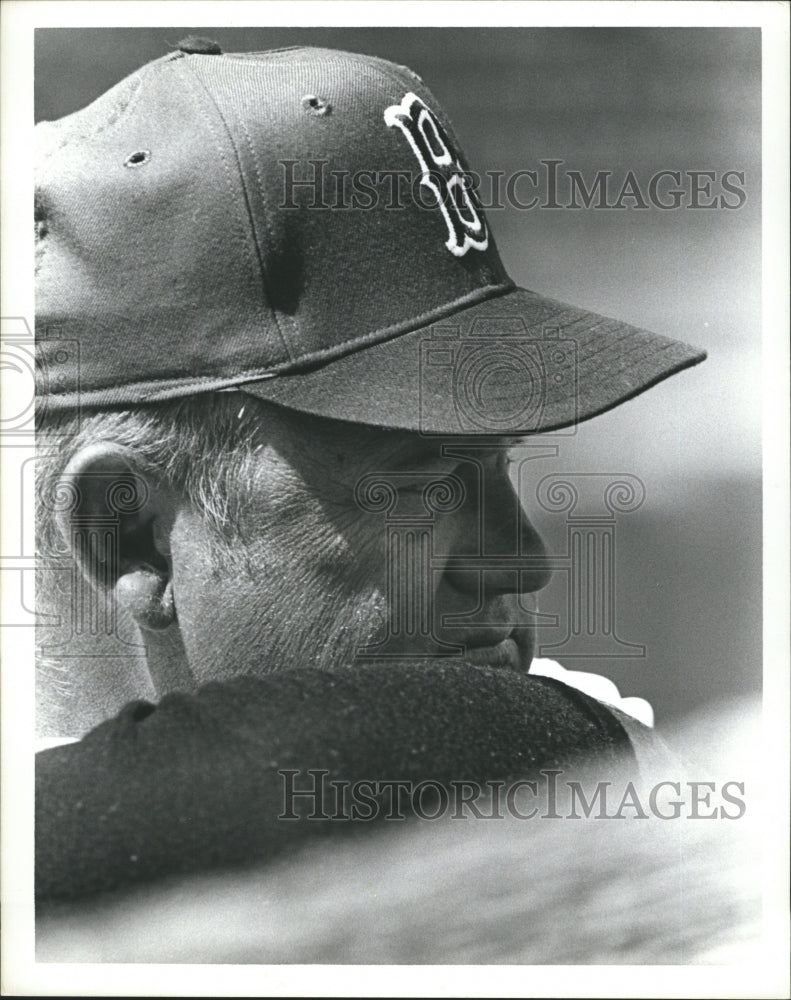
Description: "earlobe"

(56, 442), (178, 630)
(116, 567), (176, 631)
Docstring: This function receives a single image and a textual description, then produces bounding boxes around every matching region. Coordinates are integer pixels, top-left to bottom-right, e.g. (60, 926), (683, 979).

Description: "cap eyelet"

(301, 94), (331, 117)
(124, 150), (151, 168)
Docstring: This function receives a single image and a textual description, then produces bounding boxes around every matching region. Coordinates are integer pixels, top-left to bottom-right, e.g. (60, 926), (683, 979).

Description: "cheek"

(262, 491), (389, 593)
(171, 547), (295, 682)
(168, 504), (391, 680)
(166, 515), (236, 674)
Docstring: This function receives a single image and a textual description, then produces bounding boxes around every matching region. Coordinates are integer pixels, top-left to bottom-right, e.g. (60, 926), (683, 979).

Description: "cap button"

(176, 36), (222, 55)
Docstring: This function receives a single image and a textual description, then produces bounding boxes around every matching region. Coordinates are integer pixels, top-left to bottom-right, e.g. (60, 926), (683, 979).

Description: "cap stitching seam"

(41, 282), (516, 397)
(38, 76), (143, 154)
(41, 350), (707, 425)
(161, 280), (512, 384)
(37, 57), (186, 155)
(178, 60), (288, 362)
(181, 59), (295, 364)
(235, 114), (300, 360)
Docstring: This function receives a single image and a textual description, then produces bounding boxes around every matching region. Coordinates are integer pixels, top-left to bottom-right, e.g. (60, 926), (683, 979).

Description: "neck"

(143, 623), (196, 698)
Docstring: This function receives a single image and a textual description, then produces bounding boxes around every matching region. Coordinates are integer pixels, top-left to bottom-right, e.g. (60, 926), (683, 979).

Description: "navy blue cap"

(35, 43), (705, 433)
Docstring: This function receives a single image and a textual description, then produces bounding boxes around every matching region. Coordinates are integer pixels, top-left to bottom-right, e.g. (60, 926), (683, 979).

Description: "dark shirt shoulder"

(36, 662), (644, 901)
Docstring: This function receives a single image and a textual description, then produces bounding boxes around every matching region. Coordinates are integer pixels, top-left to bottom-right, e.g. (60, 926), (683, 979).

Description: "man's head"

(37, 393), (550, 704)
(35, 42), (705, 724)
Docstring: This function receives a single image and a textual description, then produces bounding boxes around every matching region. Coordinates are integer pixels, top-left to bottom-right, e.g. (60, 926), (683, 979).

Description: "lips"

(459, 629), (535, 672)
(462, 636), (522, 669)
(436, 591), (538, 672)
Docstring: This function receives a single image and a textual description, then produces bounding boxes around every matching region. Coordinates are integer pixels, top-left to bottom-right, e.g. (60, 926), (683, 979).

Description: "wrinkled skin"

(59, 403), (553, 699)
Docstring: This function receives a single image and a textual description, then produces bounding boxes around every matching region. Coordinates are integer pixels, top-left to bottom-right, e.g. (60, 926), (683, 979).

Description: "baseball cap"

(35, 39), (706, 434)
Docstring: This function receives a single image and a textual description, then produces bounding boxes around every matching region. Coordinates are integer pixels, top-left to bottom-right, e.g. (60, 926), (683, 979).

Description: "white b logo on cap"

(384, 92), (489, 258)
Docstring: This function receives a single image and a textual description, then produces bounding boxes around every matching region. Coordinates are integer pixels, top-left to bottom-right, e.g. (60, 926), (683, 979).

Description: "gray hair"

(36, 392), (270, 557)
(35, 393), (274, 734)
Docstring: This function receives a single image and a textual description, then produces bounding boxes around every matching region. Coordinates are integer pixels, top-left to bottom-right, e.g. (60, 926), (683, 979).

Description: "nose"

(439, 452), (553, 599)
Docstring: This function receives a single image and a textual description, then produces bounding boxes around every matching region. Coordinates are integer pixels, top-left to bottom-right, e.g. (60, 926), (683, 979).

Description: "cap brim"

(239, 286), (706, 435)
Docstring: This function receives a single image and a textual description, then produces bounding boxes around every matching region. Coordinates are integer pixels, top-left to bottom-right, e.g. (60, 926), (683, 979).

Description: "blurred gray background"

(34, 27), (761, 723)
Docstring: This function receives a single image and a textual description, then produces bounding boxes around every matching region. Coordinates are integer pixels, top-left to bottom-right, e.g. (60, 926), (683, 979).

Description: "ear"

(56, 442), (178, 632)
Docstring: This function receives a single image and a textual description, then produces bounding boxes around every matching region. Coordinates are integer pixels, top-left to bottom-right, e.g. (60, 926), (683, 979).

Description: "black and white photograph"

(1, 2), (788, 996)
